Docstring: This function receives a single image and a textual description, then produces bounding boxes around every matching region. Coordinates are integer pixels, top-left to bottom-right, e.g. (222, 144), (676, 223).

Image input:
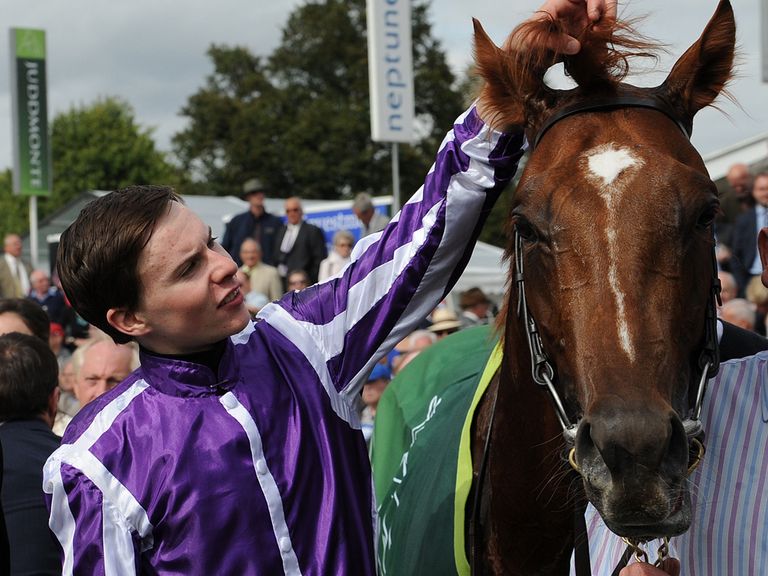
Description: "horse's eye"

(696, 203), (719, 230)
(514, 217), (538, 243)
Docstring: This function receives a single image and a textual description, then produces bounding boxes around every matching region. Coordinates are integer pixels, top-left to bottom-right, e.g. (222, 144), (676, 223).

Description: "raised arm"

(259, 105), (524, 409)
(258, 0), (616, 416)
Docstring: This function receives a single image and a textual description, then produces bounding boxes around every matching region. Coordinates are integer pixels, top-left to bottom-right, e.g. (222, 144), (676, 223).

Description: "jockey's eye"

(696, 202), (719, 230)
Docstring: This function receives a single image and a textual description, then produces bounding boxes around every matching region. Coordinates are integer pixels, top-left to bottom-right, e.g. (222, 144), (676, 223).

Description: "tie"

(13, 259), (25, 297)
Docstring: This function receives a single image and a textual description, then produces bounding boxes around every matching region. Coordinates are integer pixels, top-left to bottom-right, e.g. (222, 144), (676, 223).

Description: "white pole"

(29, 196), (39, 269)
(392, 142), (400, 214)
(763, 0), (768, 82)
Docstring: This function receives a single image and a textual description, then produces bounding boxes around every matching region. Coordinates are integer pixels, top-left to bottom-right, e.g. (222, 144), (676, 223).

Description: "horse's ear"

(473, 18), (527, 131)
(662, 0), (735, 120)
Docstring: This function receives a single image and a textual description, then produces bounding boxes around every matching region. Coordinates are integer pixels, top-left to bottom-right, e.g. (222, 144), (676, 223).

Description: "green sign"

(10, 28), (51, 197)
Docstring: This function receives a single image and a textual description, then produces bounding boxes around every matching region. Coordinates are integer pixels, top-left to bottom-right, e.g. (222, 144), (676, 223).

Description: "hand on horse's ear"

(533, 0), (617, 53)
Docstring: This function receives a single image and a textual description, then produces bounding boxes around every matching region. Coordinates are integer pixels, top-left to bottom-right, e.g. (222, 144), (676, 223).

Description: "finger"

(549, 33), (581, 55)
(587, 0), (617, 23)
(660, 558), (681, 576)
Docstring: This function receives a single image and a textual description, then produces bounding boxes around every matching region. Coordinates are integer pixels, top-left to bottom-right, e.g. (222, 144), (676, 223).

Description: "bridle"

(520, 94), (721, 449)
(470, 96), (721, 575)
(514, 226), (721, 450)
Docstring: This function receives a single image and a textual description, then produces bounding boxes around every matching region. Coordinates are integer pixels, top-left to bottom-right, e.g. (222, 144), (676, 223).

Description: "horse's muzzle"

(573, 407), (693, 538)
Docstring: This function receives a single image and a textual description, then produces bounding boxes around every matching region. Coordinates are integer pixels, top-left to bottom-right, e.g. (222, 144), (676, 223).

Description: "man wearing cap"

(361, 363), (392, 445)
(221, 178), (283, 266)
(458, 286), (492, 328)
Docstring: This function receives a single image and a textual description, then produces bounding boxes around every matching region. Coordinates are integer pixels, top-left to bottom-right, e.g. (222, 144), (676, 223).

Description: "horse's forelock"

(476, 14), (663, 112)
(564, 17), (661, 88)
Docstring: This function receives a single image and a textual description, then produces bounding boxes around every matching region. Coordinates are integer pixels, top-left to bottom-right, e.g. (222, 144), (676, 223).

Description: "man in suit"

(730, 172), (768, 295)
(273, 197), (328, 285)
(221, 179), (283, 267)
(0, 332), (61, 575)
(0, 234), (31, 298)
(715, 163), (755, 254)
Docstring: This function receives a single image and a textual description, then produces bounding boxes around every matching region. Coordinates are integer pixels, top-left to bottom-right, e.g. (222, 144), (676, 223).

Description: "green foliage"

(49, 97), (179, 210)
(0, 169), (29, 239)
(173, 0), (465, 199)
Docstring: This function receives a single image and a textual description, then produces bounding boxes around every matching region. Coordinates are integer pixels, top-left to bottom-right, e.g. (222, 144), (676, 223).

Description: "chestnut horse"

(374, 2), (735, 575)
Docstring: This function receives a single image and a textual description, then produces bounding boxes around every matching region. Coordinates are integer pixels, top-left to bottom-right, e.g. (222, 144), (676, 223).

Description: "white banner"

(366, 0), (415, 142)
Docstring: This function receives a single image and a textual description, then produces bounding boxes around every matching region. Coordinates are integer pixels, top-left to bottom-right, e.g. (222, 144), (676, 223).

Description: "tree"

(49, 97), (179, 210)
(173, 0), (465, 199)
(0, 169), (29, 239)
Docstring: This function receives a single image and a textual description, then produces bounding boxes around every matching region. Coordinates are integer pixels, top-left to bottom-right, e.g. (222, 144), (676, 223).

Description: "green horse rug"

(372, 325), (501, 576)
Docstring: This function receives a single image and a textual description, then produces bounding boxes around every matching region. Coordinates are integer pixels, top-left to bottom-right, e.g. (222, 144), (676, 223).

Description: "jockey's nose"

(210, 245), (238, 284)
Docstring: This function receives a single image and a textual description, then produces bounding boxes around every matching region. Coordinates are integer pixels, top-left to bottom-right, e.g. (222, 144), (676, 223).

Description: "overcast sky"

(2, 0), (767, 175)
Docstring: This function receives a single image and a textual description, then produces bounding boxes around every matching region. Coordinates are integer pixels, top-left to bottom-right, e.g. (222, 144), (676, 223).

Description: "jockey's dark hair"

(57, 185), (182, 344)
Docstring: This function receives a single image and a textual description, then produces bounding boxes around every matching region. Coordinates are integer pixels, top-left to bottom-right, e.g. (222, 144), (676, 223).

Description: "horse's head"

(476, 1), (735, 539)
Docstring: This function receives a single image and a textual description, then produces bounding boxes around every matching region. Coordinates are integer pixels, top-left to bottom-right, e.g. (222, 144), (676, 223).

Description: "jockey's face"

(113, 203), (250, 354)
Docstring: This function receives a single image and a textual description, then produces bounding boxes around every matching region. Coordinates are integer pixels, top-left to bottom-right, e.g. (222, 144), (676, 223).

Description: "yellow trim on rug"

(453, 341), (503, 575)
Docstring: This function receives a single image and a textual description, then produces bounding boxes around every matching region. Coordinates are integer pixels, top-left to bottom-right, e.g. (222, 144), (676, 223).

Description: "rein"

(470, 97), (721, 575)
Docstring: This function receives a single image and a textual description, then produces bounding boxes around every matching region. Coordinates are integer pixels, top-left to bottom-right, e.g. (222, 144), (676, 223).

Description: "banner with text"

(366, 0), (414, 142)
(10, 28), (51, 196)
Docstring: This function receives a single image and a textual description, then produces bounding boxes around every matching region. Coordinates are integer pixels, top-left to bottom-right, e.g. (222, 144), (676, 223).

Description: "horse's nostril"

(663, 415), (689, 478)
(574, 421), (596, 466)
(577, 407), (686, 480)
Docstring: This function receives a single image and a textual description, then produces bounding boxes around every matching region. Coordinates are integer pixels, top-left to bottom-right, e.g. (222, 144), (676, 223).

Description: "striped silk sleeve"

(259, 104), (525, 409)
(43, 455), (143, 575)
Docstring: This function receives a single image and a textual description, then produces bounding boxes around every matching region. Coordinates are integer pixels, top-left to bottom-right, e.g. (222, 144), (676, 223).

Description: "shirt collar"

(138, 339), (242, 398)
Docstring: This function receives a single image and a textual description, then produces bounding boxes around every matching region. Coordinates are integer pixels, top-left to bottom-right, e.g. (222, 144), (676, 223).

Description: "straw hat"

(428, 308), (462, 333)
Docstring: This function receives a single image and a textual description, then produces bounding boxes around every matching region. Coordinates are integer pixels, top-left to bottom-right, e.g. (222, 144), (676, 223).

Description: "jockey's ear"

(661, 0), (735, 123)
(759, 228), (768, 289)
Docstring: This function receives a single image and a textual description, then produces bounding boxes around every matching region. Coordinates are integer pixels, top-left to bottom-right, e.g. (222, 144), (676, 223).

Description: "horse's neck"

(475, 325), (582, 575)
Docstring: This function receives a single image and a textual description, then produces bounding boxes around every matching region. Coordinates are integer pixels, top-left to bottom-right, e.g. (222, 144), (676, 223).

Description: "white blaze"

(585, 144), (644, 362)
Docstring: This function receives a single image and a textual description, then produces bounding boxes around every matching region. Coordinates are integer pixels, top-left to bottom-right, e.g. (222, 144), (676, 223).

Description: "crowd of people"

(220, 181), (391, 310)
(715, 166), (768, 337)
(0, 0), (766, 575)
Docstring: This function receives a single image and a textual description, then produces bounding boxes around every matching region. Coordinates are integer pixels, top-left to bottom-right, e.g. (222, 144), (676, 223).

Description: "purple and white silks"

(43, 106), (525, 575)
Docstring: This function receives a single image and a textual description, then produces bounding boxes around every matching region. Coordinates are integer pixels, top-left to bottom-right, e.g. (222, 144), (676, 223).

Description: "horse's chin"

(601, 506), (692, 540)
(586, 484), (692, 540)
